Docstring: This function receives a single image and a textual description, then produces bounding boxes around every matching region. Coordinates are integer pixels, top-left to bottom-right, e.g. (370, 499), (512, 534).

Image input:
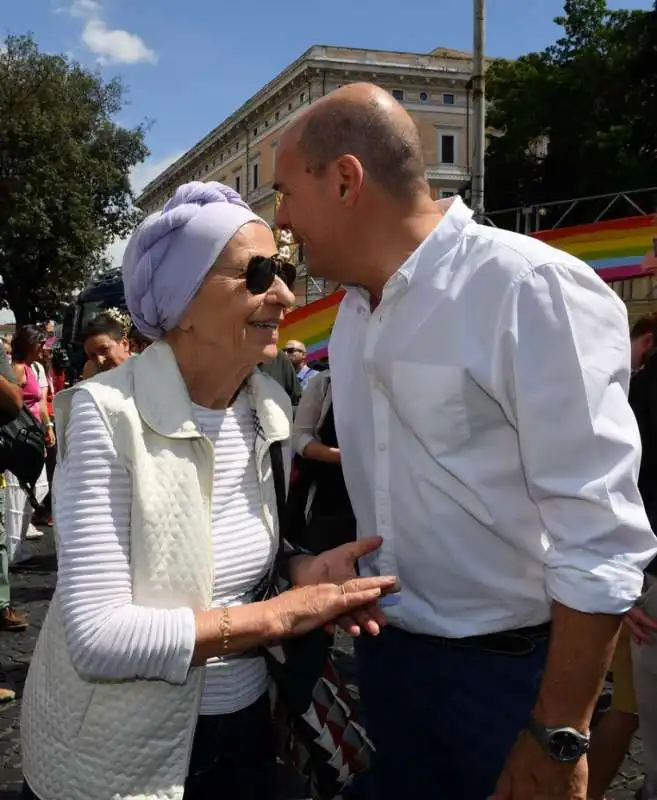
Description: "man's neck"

(358, 204), (445, 299)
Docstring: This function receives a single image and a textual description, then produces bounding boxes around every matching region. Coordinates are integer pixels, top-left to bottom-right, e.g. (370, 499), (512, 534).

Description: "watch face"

(548, 730), (587, 762)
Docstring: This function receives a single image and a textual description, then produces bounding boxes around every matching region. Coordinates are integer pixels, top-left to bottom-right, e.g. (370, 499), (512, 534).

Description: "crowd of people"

(1, 82), (657, 800)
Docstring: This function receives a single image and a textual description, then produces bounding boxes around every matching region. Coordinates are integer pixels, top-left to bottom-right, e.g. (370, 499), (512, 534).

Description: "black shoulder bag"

(0, 406), (46, 509)
(266, 441), (374, 800)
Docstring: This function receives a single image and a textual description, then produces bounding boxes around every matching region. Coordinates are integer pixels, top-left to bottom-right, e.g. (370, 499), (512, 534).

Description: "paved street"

(0, 528), (648, 799)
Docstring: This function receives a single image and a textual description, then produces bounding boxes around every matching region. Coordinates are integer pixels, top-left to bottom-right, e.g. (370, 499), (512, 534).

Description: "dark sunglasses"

(283, 347), (304, 355)
(245, 255), (296, 295)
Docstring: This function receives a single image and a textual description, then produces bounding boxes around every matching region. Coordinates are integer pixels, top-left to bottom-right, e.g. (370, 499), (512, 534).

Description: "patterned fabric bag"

(265, 441), (375, 799)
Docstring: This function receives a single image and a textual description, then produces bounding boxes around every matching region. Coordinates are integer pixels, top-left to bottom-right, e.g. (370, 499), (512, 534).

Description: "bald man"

(274, 83), (656, 799)
(282, 338), (318, 389)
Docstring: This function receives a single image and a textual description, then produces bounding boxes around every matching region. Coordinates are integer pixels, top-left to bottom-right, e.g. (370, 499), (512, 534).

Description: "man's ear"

(334, 155), (364, 206)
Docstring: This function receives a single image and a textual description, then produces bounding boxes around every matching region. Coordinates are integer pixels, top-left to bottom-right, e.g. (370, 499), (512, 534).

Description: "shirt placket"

(363, 278), (404, 577)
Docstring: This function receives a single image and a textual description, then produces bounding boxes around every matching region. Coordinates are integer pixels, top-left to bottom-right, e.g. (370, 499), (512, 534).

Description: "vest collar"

(133, 340), (290, 443)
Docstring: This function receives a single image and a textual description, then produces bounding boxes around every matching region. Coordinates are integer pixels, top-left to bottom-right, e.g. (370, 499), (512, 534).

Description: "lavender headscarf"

(122, 181), (270, 339)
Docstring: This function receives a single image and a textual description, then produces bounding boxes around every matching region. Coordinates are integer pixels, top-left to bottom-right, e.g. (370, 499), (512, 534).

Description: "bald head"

(289, 83), (427, 199)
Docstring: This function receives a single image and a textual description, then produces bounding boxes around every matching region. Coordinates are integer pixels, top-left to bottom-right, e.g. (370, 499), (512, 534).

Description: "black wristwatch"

(526, 719), (590, 763)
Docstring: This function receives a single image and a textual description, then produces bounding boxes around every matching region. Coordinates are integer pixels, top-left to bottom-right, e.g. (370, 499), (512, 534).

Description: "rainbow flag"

(534, 215), (657, 282)
(279, 215), (657, 358)
(279, 290), (345, 360)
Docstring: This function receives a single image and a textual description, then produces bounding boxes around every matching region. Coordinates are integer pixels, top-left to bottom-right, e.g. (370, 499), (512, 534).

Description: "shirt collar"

(397, 195), (474, 286)
(346, 195), (475, 303)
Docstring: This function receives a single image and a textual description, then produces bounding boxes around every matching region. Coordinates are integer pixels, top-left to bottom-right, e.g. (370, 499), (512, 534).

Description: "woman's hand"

(45, 426), (56, 448)
(269, 576), (398, 640)
(290, 537), (391, 636)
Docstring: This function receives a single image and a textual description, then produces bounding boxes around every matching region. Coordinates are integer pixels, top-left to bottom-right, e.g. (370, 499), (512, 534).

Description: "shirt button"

(378, 442), (387, 452)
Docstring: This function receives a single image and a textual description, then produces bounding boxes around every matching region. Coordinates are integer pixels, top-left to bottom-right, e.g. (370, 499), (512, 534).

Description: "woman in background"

(291, 369), (357, 553)
(6, 326), (52, 563)
(32, 343), (57, 527)
(80, 311), (131, 380)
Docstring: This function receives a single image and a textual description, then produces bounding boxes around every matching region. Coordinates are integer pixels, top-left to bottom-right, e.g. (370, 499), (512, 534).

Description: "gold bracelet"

(218, 607), (231, 655)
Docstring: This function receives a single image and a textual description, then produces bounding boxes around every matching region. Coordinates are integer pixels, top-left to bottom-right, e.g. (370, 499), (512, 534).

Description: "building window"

(300, 92), (306, 103)
(288, 102), (292, 110)
(440, 190), (456, 199)
(235, 174), (241, 194)
(264, 120), (269, 128)
(439, 132), (457, 165)
(419, 91), (429, 102)
(443, 93), (455, 105)
(253, 127), (258, 137)
(252, 161), (260, 191)
(392, 89), (404, 102)
(275, 111), (280, 121)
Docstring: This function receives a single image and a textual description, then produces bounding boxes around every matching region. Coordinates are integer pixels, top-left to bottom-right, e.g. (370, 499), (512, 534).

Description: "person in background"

(6, 326), (52, 564)
(0, 336), (26, 702)
(273, 82), (657, 800)
(291, 369), (357, 553)
(32, 342), (56, 528)
(282, 339), (318, 390)
(589, 314), (657, 799)
(81, 311), (131, 379)
(609, 314), (657, 800)
(3, 336), (12, 363)
(50, 347), (68, 394)
(258, 349), (302, 406)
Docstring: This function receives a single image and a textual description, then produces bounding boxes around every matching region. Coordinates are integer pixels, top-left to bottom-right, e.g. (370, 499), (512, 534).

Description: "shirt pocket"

(389, 363), (470, 457)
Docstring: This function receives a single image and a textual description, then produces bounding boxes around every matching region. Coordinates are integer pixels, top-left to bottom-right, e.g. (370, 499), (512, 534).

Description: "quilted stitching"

(21, 348), (293, 800)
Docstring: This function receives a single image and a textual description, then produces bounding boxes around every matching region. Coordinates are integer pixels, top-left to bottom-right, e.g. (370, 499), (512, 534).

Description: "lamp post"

(471, 0), (486, 222)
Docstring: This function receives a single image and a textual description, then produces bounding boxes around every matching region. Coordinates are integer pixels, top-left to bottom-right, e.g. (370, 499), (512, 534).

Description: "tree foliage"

(0, 35), (148, 323)
(484, 0), (657, 221)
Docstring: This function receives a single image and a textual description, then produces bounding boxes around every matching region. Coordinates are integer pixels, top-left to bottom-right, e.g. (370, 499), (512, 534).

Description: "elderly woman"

(20, 183), (395, 800)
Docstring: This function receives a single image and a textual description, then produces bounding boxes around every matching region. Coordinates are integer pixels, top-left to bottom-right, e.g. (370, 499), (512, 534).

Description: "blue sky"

(1, 0), (653, 321)
(5, 0), (654, 199)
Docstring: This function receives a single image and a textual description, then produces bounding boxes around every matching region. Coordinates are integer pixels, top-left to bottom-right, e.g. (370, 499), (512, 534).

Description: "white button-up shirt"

(329, 196), (657, 638)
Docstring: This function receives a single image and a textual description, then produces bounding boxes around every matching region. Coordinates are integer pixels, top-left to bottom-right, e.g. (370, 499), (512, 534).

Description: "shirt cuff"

(546, 561), (647, 615)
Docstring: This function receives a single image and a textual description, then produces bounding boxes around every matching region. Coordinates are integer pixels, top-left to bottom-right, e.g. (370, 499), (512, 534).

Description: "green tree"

(0, 34), (148, 323)
(484, 0), (657, 220)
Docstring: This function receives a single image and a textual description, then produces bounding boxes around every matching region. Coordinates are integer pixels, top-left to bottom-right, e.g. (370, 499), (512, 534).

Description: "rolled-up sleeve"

(497, 261), (657, 614)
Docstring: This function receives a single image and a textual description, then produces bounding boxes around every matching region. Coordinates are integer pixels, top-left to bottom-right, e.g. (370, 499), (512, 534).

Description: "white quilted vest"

(21, 341), (291, 800)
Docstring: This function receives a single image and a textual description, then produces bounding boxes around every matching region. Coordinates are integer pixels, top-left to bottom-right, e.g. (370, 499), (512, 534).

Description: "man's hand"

(490, 732), (587, 800)
(624, 605), (657, 645)
(289, 536), (390, 636)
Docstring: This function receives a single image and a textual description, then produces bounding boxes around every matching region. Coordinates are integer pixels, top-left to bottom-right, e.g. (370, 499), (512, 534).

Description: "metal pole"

(471, 0), (486, 222)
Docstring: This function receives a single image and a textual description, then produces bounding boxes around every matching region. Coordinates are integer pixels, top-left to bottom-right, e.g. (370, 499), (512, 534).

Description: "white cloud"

(63, 0), (157, 66)
(82, 19), (157, 65)
(107, 152), (184, 266)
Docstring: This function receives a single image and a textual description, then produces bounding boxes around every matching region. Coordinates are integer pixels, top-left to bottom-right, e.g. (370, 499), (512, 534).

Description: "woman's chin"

(258, 343), (280, 363)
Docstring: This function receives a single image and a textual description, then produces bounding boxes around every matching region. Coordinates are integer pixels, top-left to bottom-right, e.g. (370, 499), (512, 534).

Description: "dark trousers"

(355, 624), (549, 800)
(23, 693), (277, 800)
